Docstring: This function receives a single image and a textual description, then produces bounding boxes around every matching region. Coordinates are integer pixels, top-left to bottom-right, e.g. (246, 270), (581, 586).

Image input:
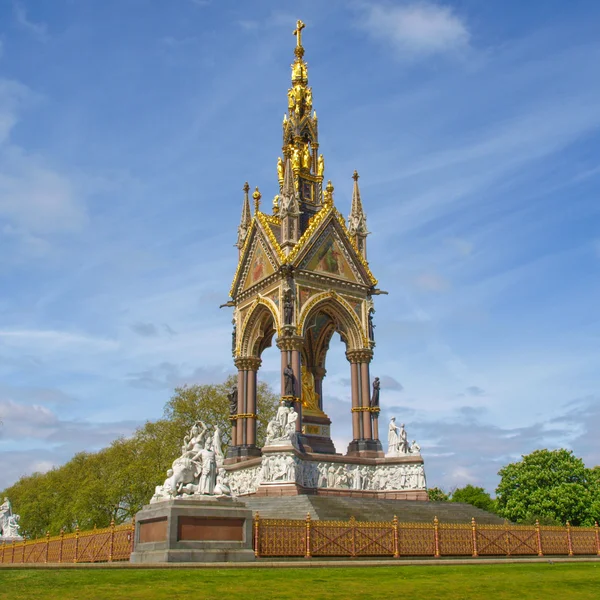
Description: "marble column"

(313, 366), (326, 411)
(350, 360), (361, 440)
(372, 414), (380, 441)
(233, 362), (246, 447)
(360, 360), (372, 440)
(291, 348), (302, 432)
(245, 357), (261, 447)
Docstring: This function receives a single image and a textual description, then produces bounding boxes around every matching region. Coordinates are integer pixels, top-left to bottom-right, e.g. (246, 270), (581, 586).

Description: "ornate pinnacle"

(349, 170), (368, 239)
(253, 187), (262, 212)
(237, 182), (252, 248)
(323, 180), (334, 205)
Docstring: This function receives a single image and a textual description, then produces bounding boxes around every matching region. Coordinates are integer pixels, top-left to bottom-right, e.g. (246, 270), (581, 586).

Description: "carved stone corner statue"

(150, 420), (232, 504)
(386, 418), (420, 457)
(0, 497), (23, 540)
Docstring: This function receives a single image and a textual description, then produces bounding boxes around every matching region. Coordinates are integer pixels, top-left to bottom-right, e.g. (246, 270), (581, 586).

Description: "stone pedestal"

(130, 497), (255, 563)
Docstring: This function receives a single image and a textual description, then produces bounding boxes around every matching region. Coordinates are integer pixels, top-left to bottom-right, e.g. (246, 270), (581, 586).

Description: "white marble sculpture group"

(265, 403), (299, 447)
(386, 417), (421, 457)
(149, 415), (426, 504)
(0, 497), (22, 540)
(150, 421), (232, 503)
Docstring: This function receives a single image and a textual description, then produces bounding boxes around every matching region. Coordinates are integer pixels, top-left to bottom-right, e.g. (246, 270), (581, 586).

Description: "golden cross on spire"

(293, 20), (306, 47)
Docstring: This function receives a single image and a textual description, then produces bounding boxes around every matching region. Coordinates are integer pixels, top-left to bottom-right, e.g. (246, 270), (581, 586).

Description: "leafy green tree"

(164, 374), (278, 449)
(451, 484), (496, 513)
(428, 487), (450, 502)
(496, 449), (592, 525)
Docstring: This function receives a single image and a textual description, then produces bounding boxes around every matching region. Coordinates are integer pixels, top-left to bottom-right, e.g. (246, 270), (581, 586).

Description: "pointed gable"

(242, 241), (275, 291)
(230, 219), (281, 298)
(293, 208), (377, 287)
(305, 233), (359, 283)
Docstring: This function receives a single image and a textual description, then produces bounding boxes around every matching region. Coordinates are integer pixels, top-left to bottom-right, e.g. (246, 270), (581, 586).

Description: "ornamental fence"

(252, 516), (600, 559)
(1, 516), (599, 564)
(0, 521), (134, 564)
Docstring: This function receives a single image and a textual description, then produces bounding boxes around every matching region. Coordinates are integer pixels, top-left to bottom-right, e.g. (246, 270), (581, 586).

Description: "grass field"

(1, 562), (599, 600)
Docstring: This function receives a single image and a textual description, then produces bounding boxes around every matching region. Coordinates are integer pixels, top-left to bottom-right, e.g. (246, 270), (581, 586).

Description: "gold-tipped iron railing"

(2, 516), (599, 563)
(252, 515), (600, 559)
(0, 519), (135, 564)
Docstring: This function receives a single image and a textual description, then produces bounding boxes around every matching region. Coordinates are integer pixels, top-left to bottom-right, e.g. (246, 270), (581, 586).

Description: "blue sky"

(0, 0), (599, 494)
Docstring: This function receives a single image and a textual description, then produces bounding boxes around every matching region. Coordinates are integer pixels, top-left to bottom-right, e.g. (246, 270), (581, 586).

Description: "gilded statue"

(291, 146), (301, 171)
(305, 87), (312, 109)
(302, 144), (312, 171)
(292, 85), (304, 115)
(301, 366), (320, 412)
(317, 154), (325, 176)
(277, 157), (284, 182)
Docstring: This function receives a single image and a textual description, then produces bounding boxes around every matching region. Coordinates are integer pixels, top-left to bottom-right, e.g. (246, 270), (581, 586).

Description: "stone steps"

(241, 496), (505, 524)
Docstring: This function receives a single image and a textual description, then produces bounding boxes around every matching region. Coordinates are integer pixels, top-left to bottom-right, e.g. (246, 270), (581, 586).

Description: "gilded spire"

(288, 20), (311, 116)
(236, 182), (252, 249)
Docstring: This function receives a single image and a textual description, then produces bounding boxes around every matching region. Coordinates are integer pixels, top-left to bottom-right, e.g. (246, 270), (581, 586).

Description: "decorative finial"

(323, 180), (334, 205)
(253, 187), (262, 212)
(243, 181), (250, 194)
(272, 195), (280, 214)
(293, 20), (306, 57)
(352, 170), (359, 182)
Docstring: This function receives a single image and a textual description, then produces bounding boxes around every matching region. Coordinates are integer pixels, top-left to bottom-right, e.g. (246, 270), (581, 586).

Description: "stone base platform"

(242, 496), (506, 524)
(130, 497), (255, 564)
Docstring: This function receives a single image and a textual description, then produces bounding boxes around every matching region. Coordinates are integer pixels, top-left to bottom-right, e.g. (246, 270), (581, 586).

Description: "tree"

(428, 487), (450, 502)
(163, 374), (278, 449)
(496, 449), (594, 525)
(451, 484), (496, 513)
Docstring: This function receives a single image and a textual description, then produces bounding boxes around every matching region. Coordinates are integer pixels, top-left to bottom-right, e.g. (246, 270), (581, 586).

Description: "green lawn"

(1, 563), (599, 600)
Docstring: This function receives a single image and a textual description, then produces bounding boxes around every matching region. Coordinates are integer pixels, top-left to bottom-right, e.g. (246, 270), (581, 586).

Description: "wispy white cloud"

(359, 1), (470, 60)
(0, 329), (118, 352)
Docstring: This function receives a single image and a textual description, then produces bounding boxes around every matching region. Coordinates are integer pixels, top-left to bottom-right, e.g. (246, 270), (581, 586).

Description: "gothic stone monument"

(132, 21), (427, 564)
(223, 21), (427, 501)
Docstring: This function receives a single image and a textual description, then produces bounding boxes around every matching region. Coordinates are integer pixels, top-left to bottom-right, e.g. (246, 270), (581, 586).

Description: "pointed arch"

(297, 291), (367, 352)
(239, 297), (280, 358)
